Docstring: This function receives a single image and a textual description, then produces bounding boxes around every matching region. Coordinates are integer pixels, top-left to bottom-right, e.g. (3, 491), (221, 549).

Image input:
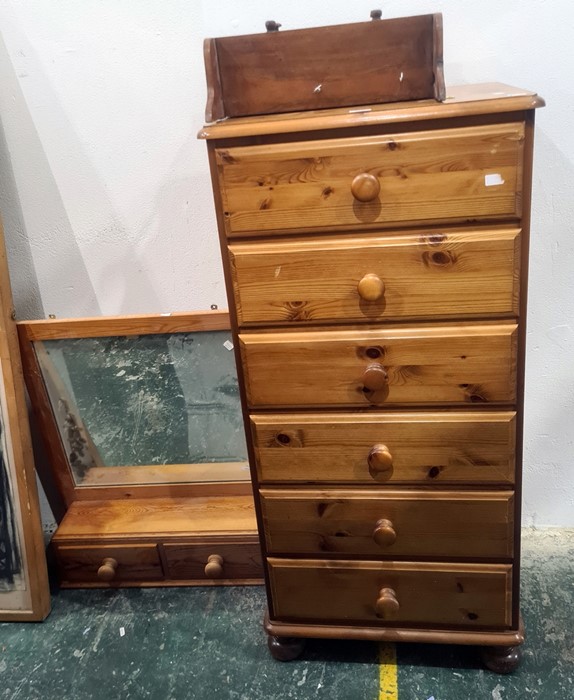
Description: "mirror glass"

(34, 330), (249, 487)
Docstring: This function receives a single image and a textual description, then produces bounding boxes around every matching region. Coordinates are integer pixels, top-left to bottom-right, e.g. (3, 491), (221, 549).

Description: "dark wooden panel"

(164, 542), (263, 581)
(268, 558), (512, 628)
(55, 544), (163, 584)
(205, 14), (444, 120)
(260, 489), (514, 559)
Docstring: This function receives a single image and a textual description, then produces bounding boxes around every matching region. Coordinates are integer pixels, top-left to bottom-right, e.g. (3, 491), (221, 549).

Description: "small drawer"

(230, 228), (521, 326)
(163, 542), (263, 581)
(55, 544), (163, 584)
(251, 411), (516, 485)
(216, 123), (524, 237)
(260, 489), (514, 559)
(240, 323), (518, 408)
(268, 558), (513, 629)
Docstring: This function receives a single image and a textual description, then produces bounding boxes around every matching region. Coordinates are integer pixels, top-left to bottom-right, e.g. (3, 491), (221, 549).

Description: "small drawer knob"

(351, 173), (380, 202)
(357, 273), (385, 302)
(373, 518), (396, 547)
(375, 587), (400, 619)
(97, 557), (118, 582)
(362, 364), (388, 391)
(204, 554), (224, 579)
(368, 444), (393, 478)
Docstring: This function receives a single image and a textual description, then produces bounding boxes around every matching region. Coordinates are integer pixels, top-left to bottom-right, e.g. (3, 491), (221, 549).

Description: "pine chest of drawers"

(199, 82), (543, 671)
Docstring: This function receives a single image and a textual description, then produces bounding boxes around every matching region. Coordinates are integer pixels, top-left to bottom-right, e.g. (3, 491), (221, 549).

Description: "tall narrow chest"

(200, 80), (543, 670)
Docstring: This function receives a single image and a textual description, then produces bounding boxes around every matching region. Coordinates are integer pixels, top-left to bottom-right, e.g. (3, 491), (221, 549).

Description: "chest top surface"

(198, 83), (544, 141)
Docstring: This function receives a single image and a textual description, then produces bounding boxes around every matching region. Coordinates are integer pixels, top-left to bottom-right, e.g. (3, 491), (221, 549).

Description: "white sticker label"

(484, 173), (505, 187)
(119, 627), (125, 637)
(160, 312), (172, 317)
(223, 340), (234, 351)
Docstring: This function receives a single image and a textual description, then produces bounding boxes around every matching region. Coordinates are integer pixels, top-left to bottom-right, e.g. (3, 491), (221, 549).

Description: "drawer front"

(55, 544), (163, 584)
(251, 412), (516, 485)
(217, 123), (524, 237)
(230, 228), (521, 325)
(260, 489), (514, 558)
(163, 542), (263, 581)
(268, 558), (512, 628)
(240, 323), (518, 407)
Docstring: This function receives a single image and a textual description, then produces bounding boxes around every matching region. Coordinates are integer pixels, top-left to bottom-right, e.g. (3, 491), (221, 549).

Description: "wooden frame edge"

(0, 220), (50, 620)
(17, 310), (230, 341)
(432, 13), (446, 102)
(17, 309), (249, 508)
(264, 613), (525, 647)
(203, 38), (225, 123)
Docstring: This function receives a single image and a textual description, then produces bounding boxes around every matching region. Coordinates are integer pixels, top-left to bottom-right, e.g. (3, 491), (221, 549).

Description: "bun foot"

(481, 645), (522, 674)
(267, 635), (306, 661)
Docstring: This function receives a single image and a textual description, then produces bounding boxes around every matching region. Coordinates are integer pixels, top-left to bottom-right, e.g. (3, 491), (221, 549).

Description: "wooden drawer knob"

(368, 444), (393, 478)
(351, 173), (380, 202)
(362, 364), (388, 391)
(357, 273), (385, 302)
(97, 557), (118, 582)
(375, 587), (400, 619)
(373, 518), (396, 547)
(204, 554), (224, 579)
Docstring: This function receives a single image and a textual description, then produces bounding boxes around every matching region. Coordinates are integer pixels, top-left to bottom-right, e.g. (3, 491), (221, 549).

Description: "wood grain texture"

(55, 544), (163, 584)
(203, 38), (225, 122)
(80, 462), (250, 486)
(199, 71), (543, 642)
(260, 489), (514, 558)
(199, 83), (544, 140)
(163, 542), (263, 580)
(250, 411), (516, 484)
(240, 322), (518, 407)
(206, 15), (444, 120)
(54, 496), (258, 540)
(217, 123), (524, 236)
(17, 310), (230, 341)
(268, 558), (512, 628)
(264, 613), (524, 645)
(230, 227), (521, 325)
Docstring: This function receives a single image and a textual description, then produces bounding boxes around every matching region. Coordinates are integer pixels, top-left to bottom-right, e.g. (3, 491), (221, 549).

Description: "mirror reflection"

(34, 331), (249, 487)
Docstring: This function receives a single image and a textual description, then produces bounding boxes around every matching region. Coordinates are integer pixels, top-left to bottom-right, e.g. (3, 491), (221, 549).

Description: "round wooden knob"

(362, 364), (388, 391)
(204, 554), (224, 579)
(357, 274), (385, 302)
(97, 557), (118, 582)
(368, 444), (393, 478)
(351, 173), (380, 202)
(375, 587), (400, 619)
(373, 519), (396, 547)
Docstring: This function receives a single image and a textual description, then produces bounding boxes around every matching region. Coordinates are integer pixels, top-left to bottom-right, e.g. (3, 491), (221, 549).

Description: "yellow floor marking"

(378, 642), (398, 700)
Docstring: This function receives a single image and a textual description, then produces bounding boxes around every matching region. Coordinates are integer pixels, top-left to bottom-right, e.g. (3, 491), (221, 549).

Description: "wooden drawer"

(268, 558), (512, 628)
(251, 411), (516, 485)
(230, 228), (521, 326)
(260, 489), (514, 558)
(163, 542), (263, 581)
(216, 123), (524, 237)
(240, 322), (517, 408)
(55, 544), (163, 584)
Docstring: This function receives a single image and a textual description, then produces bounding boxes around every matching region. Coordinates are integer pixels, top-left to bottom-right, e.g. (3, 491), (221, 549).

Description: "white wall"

(0, 1), (572, 526)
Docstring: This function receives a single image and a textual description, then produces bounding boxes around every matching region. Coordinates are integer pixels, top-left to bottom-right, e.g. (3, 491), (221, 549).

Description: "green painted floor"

(0, 529), (572, 700)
